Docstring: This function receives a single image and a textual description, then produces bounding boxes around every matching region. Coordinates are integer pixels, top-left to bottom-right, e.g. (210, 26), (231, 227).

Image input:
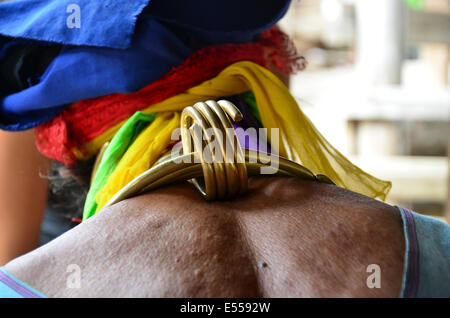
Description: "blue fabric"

(0, 19), (191, 130)
(398, 207), (450, 298)
(0, 0), (149, 49)
(413, 212), (450, 297)
(0, 0), (291, 131)
(0, 268), (46, 298)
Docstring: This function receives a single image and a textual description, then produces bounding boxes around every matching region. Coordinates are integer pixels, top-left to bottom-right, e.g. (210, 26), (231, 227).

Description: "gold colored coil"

(101, 100), (335, 209)
(181, 100), (248, 200)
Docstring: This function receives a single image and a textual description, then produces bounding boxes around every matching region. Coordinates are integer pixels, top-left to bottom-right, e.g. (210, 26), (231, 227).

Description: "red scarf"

(35, 27), (305, 166)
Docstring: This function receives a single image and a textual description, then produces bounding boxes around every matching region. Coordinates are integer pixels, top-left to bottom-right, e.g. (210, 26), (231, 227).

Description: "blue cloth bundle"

(0, 0), (290, 130)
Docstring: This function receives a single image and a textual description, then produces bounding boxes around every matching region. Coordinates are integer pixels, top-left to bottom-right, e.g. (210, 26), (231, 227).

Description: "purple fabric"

(400, 207), (420, 298)
(228, 96), (271, 154)
(0, 269), (43, 298)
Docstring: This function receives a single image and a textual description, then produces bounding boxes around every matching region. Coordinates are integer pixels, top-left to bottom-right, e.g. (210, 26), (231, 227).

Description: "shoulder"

(5, 177), (405, 297)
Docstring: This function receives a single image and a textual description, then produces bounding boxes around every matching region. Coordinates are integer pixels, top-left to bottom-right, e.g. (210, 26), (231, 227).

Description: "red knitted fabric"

(35, 27), (305, 166)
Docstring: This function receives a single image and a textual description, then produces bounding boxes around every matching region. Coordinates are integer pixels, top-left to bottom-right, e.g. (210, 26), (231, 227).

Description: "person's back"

(3, 177), (408, 297)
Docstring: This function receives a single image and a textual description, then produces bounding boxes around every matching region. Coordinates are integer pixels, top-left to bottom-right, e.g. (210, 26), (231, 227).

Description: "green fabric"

(237, 91), (262, 126)
(83, 111), (156, 221)
(404, 0), (423, 10)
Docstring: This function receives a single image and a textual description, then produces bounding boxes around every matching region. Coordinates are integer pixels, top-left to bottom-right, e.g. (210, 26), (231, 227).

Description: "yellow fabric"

(86, 61), (391, 205)
(95, 112), (180, 212)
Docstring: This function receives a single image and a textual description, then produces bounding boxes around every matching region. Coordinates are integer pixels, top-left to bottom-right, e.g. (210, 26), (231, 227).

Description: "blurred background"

(279, 0), (449, 222)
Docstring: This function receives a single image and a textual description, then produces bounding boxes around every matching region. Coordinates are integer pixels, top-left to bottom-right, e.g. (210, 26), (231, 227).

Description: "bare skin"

(0, 130), (49, 265)
(4, 176), (405, 297)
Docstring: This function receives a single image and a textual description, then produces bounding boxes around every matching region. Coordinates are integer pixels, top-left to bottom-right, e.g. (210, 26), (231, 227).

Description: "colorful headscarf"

(35, 27), (304, 165)
(83, 61), (391, 213)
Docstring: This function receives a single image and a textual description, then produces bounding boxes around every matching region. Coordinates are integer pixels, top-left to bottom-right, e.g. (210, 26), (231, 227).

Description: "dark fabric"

(0, 42), (61, 96)
(39, 207), (78, 246)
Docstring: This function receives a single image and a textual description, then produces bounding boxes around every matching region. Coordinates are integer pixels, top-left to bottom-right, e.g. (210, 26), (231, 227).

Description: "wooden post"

(447, 127), (450, 223)
(355, 0), (406, 86)
(420, 0), (450, 87)
(421, 0), (449, 222)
